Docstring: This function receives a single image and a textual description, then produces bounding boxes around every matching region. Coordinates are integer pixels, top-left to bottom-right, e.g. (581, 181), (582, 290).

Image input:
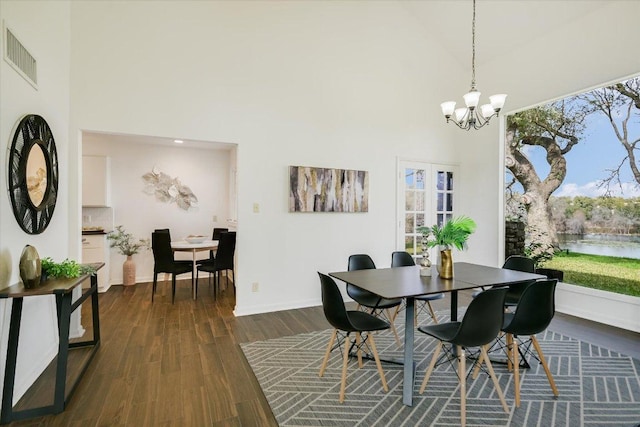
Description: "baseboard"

(556, 282), (640, 333)
(234, 298), (321, 317)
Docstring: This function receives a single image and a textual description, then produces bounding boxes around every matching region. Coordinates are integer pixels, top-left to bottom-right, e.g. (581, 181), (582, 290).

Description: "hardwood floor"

(5, 278), (639, 426)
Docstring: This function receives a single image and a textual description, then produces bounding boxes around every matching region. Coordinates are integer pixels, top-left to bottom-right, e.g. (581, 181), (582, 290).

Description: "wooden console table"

(0, 263), (103, 424)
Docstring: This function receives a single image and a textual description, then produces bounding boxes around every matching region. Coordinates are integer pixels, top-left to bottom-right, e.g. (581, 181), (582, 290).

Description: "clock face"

(8, 115), (59, 234)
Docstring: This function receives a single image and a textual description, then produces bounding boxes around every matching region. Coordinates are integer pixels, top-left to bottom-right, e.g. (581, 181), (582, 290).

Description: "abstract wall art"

(289, 165), (369, 212)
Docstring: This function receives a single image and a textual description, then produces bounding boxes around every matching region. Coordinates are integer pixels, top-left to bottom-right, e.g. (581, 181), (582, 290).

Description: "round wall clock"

(7, 114), (59, 234)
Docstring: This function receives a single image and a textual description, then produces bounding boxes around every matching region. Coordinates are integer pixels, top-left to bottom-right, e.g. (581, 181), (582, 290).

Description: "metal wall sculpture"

(142, 166), (198, 211)
(289, 166), (368, 212)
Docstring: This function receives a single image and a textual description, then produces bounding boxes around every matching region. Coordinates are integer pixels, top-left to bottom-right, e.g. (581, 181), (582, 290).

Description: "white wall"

(457, 0), (640, 268)
(0, 0), (71, 404)
(69, 1), (463, 315)
(82, 134), (231, 284)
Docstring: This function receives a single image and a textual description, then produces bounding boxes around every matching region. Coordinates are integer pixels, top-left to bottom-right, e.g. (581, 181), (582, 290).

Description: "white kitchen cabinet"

(82, 156), (111, 206)
(82, 234), (110, 293)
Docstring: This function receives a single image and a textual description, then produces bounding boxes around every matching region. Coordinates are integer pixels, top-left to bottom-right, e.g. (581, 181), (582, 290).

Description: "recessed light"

(174, 139), (184, 144)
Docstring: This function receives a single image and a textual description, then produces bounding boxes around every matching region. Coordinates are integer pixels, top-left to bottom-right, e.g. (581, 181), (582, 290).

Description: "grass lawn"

(540, 251), (640, 297)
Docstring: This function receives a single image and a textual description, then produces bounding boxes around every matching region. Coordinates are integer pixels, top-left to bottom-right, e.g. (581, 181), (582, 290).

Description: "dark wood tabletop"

(0, 262), (104, 298)
(329, 262), (542, 299)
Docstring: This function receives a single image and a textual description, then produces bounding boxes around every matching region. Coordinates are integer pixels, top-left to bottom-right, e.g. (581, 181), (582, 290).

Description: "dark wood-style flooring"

(5, 277), (639, 426)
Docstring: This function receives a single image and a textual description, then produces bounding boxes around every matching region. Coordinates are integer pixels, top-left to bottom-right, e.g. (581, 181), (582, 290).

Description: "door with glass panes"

(398, 162), (459, 260)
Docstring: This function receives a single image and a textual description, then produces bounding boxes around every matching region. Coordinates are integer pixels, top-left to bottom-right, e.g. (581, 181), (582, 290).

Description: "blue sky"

(517, 109), (640, 199)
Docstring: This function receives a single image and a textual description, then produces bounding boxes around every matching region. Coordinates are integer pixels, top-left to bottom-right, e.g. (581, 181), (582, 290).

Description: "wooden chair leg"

(339, 333), (350, 403)
(420, 341), (442, 394)
(507, 333), (514, 372)
(458, 346), (466, 427)
(319, 329), (337, 377)
(531, 335), (559, 397)
(471, 349), (484, 379)
(355, 333), (363, 368)
(480, 345), (509, 413)
(368, 333), (388, 392)
(385, 309), (402, 347)
(512, 333), (520, 407)
(426, 301), (438, 324)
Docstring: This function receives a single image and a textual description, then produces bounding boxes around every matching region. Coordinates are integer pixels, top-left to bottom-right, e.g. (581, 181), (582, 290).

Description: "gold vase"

(19, 245), (42, 289)
(438, 248), (453, 279)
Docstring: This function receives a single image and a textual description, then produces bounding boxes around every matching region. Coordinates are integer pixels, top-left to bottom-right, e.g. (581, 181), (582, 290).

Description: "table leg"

(450, 291), (458, 322)
(402, 297), (415, 406)
(1, 298), (23, 424)
(54, 293), (72, 413)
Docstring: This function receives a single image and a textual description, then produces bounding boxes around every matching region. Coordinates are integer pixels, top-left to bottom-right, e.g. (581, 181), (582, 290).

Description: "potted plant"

(107, 225), (149, 286)
(42, 257), (96, 280)
(419, 215), (477, 278)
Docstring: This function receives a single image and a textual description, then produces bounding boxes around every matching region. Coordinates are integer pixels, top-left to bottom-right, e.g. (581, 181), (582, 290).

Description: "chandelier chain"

(471, 0), (476, 90)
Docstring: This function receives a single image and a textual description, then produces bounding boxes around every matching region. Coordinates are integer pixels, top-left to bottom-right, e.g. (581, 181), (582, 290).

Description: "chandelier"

(441, 0), (507, 130)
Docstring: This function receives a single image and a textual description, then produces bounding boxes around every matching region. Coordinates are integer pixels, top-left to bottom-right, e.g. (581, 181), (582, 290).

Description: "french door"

(397, 161), (459, 258)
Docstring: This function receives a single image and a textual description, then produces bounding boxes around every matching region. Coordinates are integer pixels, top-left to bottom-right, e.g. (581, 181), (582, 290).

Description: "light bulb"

(441, 101), (456, 117)
(480, 104), (495, 118)
(454, 108), (468, 123)
(489, 94), (507, 111)
(463, 90), (481, 108)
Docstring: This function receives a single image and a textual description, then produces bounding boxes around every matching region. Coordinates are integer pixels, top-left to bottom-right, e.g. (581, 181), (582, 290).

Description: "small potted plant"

(419, 215), (477, 278)
(107, 225), (149, 286)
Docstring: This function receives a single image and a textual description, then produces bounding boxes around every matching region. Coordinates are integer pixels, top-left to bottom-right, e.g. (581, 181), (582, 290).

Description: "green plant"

(418, 215), (477, 250)
(42, 257), (96, 278)
(524, 240), (554, 268)
(107, 225), (149, 256)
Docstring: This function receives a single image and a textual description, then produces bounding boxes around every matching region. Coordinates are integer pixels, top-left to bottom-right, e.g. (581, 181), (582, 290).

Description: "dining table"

(329, 261), (545, 406)
(171, 239), (219, 299)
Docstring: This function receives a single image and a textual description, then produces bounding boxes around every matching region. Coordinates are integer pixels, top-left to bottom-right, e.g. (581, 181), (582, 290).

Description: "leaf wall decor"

(142, 166), (198, 211)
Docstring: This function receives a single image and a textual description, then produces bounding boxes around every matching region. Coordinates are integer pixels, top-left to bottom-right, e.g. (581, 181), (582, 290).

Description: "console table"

(0, 263), (103, 424)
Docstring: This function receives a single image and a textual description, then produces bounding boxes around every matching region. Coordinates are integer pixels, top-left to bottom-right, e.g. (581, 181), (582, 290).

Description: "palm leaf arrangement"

(419, 215), (477, 251)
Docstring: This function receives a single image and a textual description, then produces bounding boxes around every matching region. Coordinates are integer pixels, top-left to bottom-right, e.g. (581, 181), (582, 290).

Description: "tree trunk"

(524, 196), (557, 259)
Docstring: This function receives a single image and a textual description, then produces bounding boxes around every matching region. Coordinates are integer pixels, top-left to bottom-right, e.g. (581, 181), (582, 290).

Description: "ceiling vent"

(3, 23), (38, 89)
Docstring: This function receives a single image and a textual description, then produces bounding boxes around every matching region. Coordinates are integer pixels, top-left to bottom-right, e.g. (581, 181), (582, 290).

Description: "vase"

(123, 255), (136, 286)
(437, 248), (454, 279)
(19, 245), (42, 289)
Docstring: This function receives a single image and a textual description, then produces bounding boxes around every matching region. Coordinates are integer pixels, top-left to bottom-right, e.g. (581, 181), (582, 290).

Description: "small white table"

(171, 240), (219, 299)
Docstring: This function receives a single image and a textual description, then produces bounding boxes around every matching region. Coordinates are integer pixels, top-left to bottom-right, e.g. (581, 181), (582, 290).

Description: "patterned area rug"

(240, 313), (640, 426)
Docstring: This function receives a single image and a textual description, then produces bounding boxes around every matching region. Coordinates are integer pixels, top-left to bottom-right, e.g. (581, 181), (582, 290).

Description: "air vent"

(3, 24), (38, 89)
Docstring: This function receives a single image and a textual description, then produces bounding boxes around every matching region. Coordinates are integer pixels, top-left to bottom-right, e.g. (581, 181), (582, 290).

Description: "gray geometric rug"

(240, 313), (640, 427)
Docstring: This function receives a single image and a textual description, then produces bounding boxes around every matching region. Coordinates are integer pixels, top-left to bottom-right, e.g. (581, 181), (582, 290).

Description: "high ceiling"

(400, 0), (609, 69)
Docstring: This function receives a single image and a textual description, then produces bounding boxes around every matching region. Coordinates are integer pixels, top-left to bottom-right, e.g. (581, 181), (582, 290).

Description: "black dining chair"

(196, 231), (236, 298)
(418, 287), (510, 427)
(500, 279), (559, 406)
(502, 255), (537, 306)
(197, 227), (228, 266)
(317, 273), (390, 403)
(151, 231), (193, 303)
(472, 255), (537, 307)
(391, 251), (444, 325)
(347, 254), (402, 346)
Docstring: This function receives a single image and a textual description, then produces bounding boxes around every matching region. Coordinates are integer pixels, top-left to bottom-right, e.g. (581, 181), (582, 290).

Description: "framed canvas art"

(289, 166), (369, 212)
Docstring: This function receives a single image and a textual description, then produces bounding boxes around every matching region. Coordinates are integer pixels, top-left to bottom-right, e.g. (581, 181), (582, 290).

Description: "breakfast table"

(171, 239), (218, 299)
